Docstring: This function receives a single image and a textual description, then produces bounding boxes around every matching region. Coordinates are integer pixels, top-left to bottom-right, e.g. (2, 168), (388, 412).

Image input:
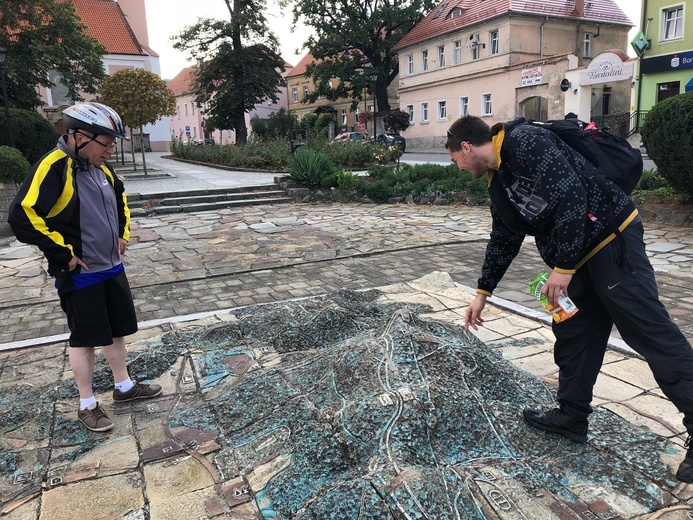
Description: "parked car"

(332, 131), (367, 144)
(375, 133), (406, 152)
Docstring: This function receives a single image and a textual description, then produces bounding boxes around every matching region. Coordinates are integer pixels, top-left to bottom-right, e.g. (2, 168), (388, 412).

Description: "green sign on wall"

(631, 30), (649, 57)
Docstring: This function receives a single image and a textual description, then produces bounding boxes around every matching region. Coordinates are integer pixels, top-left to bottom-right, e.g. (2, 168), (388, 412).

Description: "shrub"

(287, 148), (336, 189)
(323, 140), (375, 168)
(641, 91), (693, 198)
(336, 170), (358, 190)
(636, 168), (670, 191)
(0, 108), (60, 164)
(362, 178), (394, 202)
(0, 145), (31, 184)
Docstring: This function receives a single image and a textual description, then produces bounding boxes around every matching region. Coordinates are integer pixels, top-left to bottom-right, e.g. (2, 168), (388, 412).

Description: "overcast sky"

(144, 0), (642, 80)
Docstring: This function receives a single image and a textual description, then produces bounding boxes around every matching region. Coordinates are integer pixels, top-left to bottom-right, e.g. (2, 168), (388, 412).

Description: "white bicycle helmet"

(62, 102), (129, 140)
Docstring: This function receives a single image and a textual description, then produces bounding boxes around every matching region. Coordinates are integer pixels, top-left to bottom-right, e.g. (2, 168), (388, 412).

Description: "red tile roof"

(286, 53), (319, 79)
(167, 65), (197, 96)
(394, 0), (633, 51)
(71, 0), (144, 55)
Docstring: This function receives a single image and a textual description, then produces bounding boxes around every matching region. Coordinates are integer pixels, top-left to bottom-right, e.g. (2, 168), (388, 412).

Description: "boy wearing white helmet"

(8, 102), (162, 432)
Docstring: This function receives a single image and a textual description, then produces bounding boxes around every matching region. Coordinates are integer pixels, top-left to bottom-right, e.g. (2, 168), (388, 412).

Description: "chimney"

(572, 0), (585, 17)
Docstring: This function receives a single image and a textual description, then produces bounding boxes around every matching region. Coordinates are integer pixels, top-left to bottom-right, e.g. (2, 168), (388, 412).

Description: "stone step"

(153, 190), (289, 206)
(130, 197), (294, 217)
(127, 184), (280, 202)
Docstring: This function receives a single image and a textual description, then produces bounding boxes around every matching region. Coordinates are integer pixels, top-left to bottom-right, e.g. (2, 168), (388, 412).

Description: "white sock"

(80, 396), (97, 410)
(115, 378), (134, 393)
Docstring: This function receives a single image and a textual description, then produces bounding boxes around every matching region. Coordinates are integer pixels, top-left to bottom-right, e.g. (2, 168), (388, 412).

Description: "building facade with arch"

(393, 0), (634, 149)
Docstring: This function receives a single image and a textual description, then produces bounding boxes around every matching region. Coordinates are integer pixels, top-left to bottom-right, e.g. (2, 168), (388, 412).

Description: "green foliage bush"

(171, 138), (292, 169)
(0, 145), (31, 184)
(288, 148), (336, 189)
(641, 91), (693, 198)
(336, 170), (358, 190)
(323, 141), (377, 168)
(362, 178), (394, 202)
(636, 168), (670, 191)
(0, 108), (60, 164)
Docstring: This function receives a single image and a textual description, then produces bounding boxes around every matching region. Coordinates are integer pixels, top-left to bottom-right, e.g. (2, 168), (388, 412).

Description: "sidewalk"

(1, 153), (692, 518)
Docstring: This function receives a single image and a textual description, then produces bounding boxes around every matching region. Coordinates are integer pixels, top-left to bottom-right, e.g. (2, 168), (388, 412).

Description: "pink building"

(168, 62), (294, 145)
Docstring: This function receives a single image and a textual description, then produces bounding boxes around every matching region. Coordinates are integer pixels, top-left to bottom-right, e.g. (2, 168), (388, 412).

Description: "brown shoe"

(113, 381), (162, 402)
(78, 403), (114, 432)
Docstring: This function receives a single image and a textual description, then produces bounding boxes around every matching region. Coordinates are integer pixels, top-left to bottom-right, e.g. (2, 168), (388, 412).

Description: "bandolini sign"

(580, 52), (634, 85)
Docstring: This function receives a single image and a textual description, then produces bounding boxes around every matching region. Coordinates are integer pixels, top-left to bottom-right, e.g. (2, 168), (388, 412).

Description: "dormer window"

(449, 8), (463, 19)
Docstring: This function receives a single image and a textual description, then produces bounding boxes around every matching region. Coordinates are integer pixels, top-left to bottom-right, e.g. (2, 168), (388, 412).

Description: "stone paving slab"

(1, 272), (691, 518)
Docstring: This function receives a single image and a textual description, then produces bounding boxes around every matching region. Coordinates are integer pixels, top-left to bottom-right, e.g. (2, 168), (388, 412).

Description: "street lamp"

(0, 47), (15, 148)
(369, 70), (379, 140)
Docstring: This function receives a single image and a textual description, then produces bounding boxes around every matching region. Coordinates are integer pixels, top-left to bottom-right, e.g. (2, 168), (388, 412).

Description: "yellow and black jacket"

(8, 136), (130, 286)
(476, 120), (638, 296)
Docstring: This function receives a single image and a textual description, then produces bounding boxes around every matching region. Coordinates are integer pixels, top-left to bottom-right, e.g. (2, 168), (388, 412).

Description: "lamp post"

(369, 70), (379, 140)
(0, 47), (15, 148)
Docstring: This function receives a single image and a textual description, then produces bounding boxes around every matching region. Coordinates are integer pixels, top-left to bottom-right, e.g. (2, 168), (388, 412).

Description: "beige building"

(286, 53), (399, 137)
(393, 0), (634, 149)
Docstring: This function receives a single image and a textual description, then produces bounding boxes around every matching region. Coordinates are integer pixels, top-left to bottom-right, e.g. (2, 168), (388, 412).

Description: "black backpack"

(524, 117), (643, 195)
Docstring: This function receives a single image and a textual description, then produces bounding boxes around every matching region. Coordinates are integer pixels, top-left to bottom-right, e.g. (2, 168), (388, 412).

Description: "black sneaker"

(676, 436), (693, 483)
(523, 407), (588, 443)
(78, 403), (114, 432)
(113, 381), (163, 402)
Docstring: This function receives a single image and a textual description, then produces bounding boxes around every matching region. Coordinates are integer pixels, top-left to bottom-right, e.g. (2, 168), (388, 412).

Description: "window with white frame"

(191, 102), (196, 115)
(292, 88), (298, 102)
(453, 40), (462, 64)
(406, 55), (414, 75)
(662, 5), (683, 40)
(341, 109), (347, 126)
(184, 103), (188, 116)
(482, 93), (492, 115)
(406, 104), (414, 124)
(303, 86), (309, 98)
(177, 105), (181, 119)
(193, 127), (197, 137)
(421, 102), (429, 122)
(369, 104), (374, 112)
(421, 50), (428, 71)
(489, 30), (499, 55)
(459, 96), (469, 116)
(471, 36), (480, 60)
(583, 33), (592, 57)
(437, 100), (447, 120)
(354, 107), (359, 124)
(437, 45), (445, 67)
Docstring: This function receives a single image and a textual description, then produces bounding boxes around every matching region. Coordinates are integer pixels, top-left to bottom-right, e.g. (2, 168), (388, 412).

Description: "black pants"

(552, 220), (693, 434)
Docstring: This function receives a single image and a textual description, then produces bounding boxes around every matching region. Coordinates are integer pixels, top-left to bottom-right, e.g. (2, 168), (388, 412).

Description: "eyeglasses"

(76, 131), (117, 151)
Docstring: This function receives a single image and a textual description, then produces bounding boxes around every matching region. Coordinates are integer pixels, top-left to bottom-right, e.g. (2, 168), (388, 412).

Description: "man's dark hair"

(445, 115), (493, 152)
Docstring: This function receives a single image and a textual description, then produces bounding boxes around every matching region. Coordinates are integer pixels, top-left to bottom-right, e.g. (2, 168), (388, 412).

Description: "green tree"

(286, 0), (435, 112)
(0, 0), (106, 110)
(641, 91), (693, 199)
(172, 0), (286, 145)
(383, 110), (411, 134)
(99, 69), (176, 176)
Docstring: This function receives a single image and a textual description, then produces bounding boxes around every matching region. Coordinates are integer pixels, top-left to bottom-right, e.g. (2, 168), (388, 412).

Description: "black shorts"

(59, 271), (138, 347)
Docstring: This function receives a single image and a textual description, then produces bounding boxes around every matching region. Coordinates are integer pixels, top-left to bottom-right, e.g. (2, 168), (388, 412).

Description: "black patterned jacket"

(476, 119), (638, 296)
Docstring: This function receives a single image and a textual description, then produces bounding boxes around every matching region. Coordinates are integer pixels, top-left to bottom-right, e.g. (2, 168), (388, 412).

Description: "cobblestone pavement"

(1, 202), (692, 348)
(2, 155), (693, 518)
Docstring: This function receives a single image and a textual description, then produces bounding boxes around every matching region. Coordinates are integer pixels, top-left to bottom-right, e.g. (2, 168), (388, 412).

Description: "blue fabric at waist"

(56, 263), (124, 295)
